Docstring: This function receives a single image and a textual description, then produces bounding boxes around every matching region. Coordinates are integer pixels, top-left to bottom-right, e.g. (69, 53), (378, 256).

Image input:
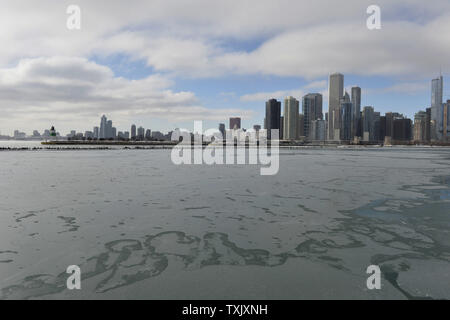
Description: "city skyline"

(2, 72), (448, 145)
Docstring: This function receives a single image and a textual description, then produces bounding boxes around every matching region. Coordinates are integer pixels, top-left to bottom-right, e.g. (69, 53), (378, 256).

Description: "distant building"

(362, 106), (374, 142)
(152, 131), (165, 140)
(131, 124), (137, 139)
(414, 111), (428, 143)
(230, 117), (241, 130)
(340, 92), (352, 141)
(298, 114), (304, 139)
(328, 73), (344, 141)
(380, 116), (386, 143)
(145, 129), (152, 140)
(425, 108), (431, 142)
(351, 87), (362, 138)
(137, 126), (145, 140)
(443, 100), (450, 142)
(302, 93), (323, 139)
(373, 112), (381, 142)
(93, 126), (99, 139)
(283, 96), (299, 140)
(393, 118), (412, 142)
(431, 75), (443, 140)
(265, 99), (281, 139)
(279, 116), (284, 140)
(107, 120), (113, 139)
(218, 123), (225, 139)
(311, 120), (326, 141)
(100, 115), (107, 139)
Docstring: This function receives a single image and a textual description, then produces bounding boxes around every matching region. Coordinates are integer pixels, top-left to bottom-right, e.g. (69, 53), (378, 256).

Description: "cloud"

(0, 57), (253, 132)
(1, 0), (450, 79)
(240, 89), (304, 102)
(239, 79), (328, 102)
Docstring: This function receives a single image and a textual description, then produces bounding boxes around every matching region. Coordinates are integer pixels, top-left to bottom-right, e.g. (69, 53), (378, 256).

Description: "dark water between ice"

(0, 146), (449, 299)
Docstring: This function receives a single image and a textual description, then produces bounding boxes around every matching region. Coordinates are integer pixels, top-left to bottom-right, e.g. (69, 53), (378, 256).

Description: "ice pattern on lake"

(0, 147), (449, 299)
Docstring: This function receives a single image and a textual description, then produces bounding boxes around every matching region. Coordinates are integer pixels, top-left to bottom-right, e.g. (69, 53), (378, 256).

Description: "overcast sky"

(1, 0), (450, 135)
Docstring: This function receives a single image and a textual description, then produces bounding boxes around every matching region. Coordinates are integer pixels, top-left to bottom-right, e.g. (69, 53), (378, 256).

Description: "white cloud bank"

(0, 57), (253, 132)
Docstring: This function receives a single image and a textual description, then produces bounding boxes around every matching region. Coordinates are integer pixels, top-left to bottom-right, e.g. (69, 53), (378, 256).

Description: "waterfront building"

(431, 75), (443, 140)
(393, 118), (412, 142)
(298, 114), (304, 138)
(362, 106), (374, 142)
(310, 120), (326, 141)
(351, 87), (361, 138)
(265, 99), (281, 139)
(100, 115), (107, 139)
(302, 93), (323, 139)
(93, 126), (99, 139)
(444, 100), (450, 142)
(131, 124), (136, 139)
(340, 92), (353, 141)
(145, 129), (152, 140)
(279, 116), (284, 140)
(137, 126), (145, 140)
(219, 123), (225, 139)
(230, 117), (241, 130)
(328, 73), (344, 141)
(283, 96), (299, 140)
(414, 111), (428, 143)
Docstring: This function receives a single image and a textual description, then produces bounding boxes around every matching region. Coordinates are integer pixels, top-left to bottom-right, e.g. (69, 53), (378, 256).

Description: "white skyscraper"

(328, 73), (344, 141)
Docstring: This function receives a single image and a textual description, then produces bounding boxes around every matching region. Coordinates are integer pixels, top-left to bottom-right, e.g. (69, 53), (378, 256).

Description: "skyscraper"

(106, 120), (113, 139)
(373, 112), (381, 142)
(310, 120), (326, 141)
(93, 126), (99, 139)
(444, 100), (450, 142)
(218, 123), (225, 139)
(414, 111), (428, 143)
(340, 92), (353, 141)
(265, 99), (281, 139)
(283, 96), (299, 140)
(100, 115), (107, 139)
(431, 75), (443, 140)
(393, 118), (412, 142)
(298, 114), (304, 138)
(229, 117), (241, 130)
(131, 124), (136, 139)
(351, 87), (361, 138)
(328, 73), (344, 141)
(145, 129), (152, 140)
(362, 106), (374, 142)
(302, 93), (323, 139)
(425, 108), (432, 142)
(137, 126), (145, 140)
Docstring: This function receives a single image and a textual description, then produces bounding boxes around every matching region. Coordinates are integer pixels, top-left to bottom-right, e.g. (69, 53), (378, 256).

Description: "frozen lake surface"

(0, 147), (449, 299)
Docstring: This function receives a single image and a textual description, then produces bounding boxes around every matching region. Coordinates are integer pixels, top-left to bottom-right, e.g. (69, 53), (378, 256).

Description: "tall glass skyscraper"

(340, 92), (353, 141)
(431, 75), (443, 140)
(302, 93), (323, 139)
